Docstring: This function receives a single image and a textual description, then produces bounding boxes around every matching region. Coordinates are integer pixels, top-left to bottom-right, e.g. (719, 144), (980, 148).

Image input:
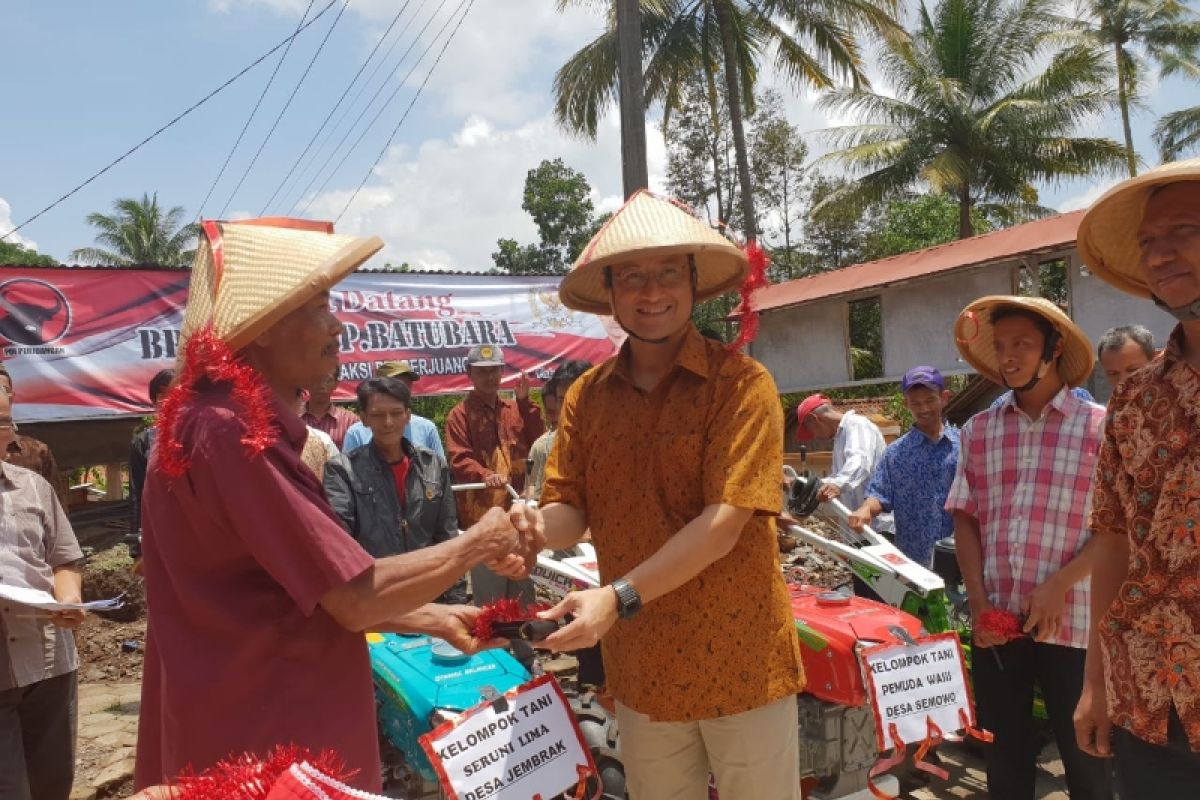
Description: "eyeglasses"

(610, 263), (689, 291)
(0, 420), (17, 432)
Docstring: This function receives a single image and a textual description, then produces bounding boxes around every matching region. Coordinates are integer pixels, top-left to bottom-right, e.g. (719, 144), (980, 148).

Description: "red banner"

(0, 268), (620, 422)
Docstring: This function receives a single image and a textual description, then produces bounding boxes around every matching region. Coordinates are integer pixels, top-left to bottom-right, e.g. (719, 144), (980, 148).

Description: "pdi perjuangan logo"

(0, 278), (72, 351)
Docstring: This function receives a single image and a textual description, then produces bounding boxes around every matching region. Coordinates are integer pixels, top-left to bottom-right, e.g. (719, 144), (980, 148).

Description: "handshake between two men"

(318, 500), (546, 655)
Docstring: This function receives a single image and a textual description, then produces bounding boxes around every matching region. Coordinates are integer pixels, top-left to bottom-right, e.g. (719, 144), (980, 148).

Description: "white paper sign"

(0, 583), (123, 612)
(860, 633), (974, 747)
(421, 675), (594, 800)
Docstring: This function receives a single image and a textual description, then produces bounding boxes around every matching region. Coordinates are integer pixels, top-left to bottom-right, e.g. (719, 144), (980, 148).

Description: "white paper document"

(0, 584), (124, 612)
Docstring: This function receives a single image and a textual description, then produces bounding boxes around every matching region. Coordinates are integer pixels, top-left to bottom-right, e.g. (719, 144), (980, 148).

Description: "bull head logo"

(0, 279), (71, 346)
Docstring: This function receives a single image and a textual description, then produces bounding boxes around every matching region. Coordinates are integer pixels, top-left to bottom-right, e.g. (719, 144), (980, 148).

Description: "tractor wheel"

(568, 691), (627, 799)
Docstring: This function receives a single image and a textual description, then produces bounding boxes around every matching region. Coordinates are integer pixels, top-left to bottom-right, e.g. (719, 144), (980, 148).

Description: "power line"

(0, 0), (339, 243)
(218, 0), (352, 217)
(197, 0), (318, 219)
(259, 0), (417, 215)
(288, 0), (453, 214)
(336, 0), (476, 223)
(299, 0), (467, 216)
(278, 0), (431, 213)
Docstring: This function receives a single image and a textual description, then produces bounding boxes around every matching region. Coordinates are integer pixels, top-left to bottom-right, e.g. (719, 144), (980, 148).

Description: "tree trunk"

(704, 65), (727, 233)
(616, 0), (649, 197)
(958, 183), (974, 238)
(1115, 44), (1137, 177)
(713, 0), (757, 243)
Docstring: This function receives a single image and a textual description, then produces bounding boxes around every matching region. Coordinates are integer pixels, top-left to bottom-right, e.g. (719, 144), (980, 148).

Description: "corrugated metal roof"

(753, 210), (1085, 313)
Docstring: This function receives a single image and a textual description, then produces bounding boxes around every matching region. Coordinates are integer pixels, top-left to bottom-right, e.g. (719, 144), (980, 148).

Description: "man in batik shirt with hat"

(945, 295), (1111, 800)
(445, 344), (543, 605)
(532, 191), (803, 799)
(1073, 159), (1200, 797)
(133, 219), (537, 792)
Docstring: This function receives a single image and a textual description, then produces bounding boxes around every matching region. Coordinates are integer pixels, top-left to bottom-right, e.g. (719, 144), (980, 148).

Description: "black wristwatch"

(610, 578), (643, 619)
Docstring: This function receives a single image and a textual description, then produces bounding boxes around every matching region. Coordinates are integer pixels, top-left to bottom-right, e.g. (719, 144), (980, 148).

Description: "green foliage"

(801, 175), (871, 272)
(819, 0), (1128, 238)
(70, 193), (200, 267)
(665, 72), (739, 232)
(691, 290), (739, 341)
(410, 394), (465, 442)
(1155, 104), (1200, 160)
(751, 90), (809, 271)
(848, 297), (883, 380)
(864, 193), (993, 259)
(492, 159), (597, 275)
(0, 240), (58, 265)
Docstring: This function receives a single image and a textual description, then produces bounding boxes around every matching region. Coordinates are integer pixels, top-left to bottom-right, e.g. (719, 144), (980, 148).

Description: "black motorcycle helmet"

(786, 473), (822, 518)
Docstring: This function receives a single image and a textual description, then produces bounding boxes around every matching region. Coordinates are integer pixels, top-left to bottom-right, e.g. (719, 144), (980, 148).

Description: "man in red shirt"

(134, 219), (538, 792)
(301, 365), (358, 449)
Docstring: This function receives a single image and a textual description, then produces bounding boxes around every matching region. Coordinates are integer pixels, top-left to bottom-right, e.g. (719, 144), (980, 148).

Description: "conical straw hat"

(1077, 157), (1200, 298)
(559, 190), (746, 314)
(180, 218), (383, 351)
(954, 295), (1095, 388)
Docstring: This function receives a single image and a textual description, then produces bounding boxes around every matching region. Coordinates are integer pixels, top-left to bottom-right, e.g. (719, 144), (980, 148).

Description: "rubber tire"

(568, 691), (628, 800)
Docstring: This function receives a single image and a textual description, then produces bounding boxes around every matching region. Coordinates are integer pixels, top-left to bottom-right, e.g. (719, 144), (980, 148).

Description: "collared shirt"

(301, 405), (359, 450)
(867, 424), (960, 567)
(1090, 325), (1200, 750)
(445, 390), (544, 527)
(0, 461), (82, 691)
(542, 326), (803, 722)
(829, 410), (889, 518)
(342, 414), (445, 459)
(526, 428), (556, 502)
(4, 434), (66, 506)
(945, 387), (1105, 649)
(990, 386), (1096, 409)
(135, 384), (379, 791)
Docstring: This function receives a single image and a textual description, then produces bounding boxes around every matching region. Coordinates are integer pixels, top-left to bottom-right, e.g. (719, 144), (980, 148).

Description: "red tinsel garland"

(727, 241), (770, 353)
(156, 327), (278, 478)
(170, 745), (349, 800)
(472, 598), (551, 640)
(978, 609), (1024, 642)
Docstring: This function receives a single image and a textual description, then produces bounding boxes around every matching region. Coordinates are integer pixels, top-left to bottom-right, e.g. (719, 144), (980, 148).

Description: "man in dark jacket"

(324, 376), (466, 603)
(128, 369), (175, 562)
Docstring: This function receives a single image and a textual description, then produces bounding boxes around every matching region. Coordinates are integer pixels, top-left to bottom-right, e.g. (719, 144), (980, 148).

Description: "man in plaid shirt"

(946, 295), (1112, 800)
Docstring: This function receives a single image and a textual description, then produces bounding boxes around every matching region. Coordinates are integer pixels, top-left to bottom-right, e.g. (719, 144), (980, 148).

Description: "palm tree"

(819, 0), (1128, 238)
(1067, 0), (1200, 176)
(69, 194), (199, 267)
(1155, 104), (1200, 159)
(553, 0), (901, 242)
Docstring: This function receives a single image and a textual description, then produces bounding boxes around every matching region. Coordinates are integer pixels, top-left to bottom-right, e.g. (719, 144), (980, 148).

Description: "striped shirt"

(828, 410), (891, 529)
(945, 388), (1105, 649)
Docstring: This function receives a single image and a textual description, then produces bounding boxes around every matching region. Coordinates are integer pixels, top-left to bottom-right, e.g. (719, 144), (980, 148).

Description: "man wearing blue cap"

(848, 366), (959, 568)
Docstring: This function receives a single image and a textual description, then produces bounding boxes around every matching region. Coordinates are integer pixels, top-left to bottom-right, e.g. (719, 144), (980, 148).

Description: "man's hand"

(466, 506), (520, 562)
(847, 503), (873, 531)
(538, 587), (619, 652)
(49, 609), (86, 629)
(1022, 575), (1067, 642)
(817, 482), (841, 502)
(970, 602), (1009, 648)
(430, 604), (507, 654)
(484, 473), (509, 489)
(515, 371), (531, 403)
(510, 500), (546, 574)
(1074, 674), (1114, 758)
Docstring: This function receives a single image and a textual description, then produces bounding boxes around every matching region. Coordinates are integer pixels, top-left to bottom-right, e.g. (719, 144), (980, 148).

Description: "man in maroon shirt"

(445, 344), (543, 606)
(134, 219), (538, 793)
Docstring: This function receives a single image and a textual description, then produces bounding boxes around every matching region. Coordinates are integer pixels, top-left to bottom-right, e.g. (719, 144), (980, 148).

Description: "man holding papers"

(0, 386), (85, 800)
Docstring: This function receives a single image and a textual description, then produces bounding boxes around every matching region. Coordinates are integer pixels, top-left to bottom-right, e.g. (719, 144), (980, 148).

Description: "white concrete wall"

(1068, 254), (1177, 401)
(881, 264), (1017, 377)
(753, 300), (851, 391)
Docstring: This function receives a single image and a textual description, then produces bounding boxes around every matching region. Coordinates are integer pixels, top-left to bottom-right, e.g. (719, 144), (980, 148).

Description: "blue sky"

(2, 0), (1197, 270)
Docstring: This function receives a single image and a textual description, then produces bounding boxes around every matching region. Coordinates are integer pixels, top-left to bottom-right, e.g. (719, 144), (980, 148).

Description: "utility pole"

(616, 0), (648, 198)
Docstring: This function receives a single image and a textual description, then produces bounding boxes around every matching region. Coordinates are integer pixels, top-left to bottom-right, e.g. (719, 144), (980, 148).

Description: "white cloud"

(305, 111), (667, 271)
(1058, 178), (1121, 213)
(0, 198), (39, 253)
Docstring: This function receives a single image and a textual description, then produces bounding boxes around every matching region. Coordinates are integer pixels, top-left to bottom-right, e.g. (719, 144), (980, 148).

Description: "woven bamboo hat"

(1077, 158), (1200, 298)
(180, 217), (383, 351)
(558, 190), (746, 314)
(954, 295), (1095, 387)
